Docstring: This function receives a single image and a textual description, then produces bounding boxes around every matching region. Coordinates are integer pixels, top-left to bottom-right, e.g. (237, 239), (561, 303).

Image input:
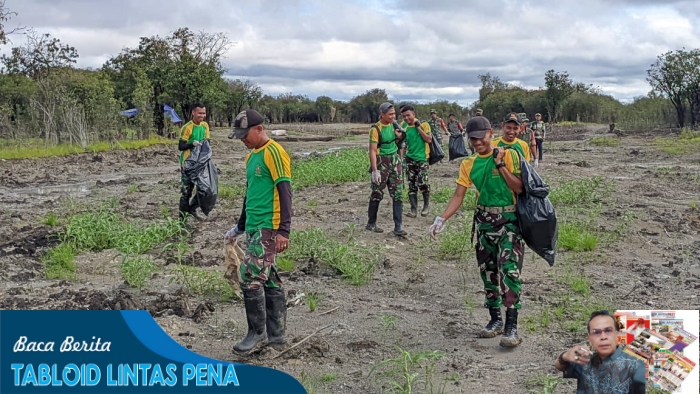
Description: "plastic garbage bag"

(182, 140), (219, 215)
(507, 149), (558, 266)
(428, 134), (445, 165)
(448, 134), (470, 161)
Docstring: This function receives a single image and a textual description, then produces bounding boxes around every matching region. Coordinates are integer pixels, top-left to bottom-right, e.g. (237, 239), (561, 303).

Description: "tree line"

(0, 2), (698, 146)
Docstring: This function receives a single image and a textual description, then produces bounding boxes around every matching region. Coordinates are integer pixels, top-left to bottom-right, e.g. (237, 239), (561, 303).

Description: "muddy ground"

(1, 123), (699, 393)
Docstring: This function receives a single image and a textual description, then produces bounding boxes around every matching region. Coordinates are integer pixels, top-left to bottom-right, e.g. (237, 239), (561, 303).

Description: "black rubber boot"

(233, 288), (267, 354)
(407, 194), (418, 218)
(421, 191), (430, 217)
(478, 307), (504, 338)
(392, 200), (407, 236)
(366, 200), (384, 233)
(499, 308), (523, 347)
(265, 287), (287, 348)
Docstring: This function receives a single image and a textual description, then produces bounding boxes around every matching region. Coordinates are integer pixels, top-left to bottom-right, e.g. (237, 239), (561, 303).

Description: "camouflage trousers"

(179, 169), (198, 215)
(370, 153), (403, 202)
(474, 211), (525, 309)
(238, 228), (283, 291)
(405, 157), (430, 195)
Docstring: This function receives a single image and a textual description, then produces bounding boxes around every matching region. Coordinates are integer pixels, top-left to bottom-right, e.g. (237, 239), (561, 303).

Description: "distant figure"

(531, 113), (547, 162)
(427, 109), (449, 147)
(177, 103), (210, 221)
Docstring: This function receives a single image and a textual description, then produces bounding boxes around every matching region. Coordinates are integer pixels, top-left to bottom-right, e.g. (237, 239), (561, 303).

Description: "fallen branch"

(272, 324), (332, 359)
(318, 306), (339, 316)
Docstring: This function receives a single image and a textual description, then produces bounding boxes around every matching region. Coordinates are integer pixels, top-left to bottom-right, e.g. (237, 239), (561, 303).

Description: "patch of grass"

(556, 260), (591, 296)
(276, 257), (295, 271)
(41, 242), (77, 280)
(560, 298), (617, 333)
(524, 373), (564, 394)
(0, 136), (175, 160)
(127, 184), (138, 194)
(292, 147), (368, 190)
(523, 308), (552, 333)
(654, 129), (700, 155)
(370, 347), (446, 394)
(548, 176), (613, 207)
(62, 207), (184, 255)
(320, 373), (337, 383)
(43, 212), (59, 226)
(170, 265), (234, 300)
(282, 228), (380, 285)
(379, 314), (398, 335)
(218, 183), (246, 200)
(120, 255), (157, 289)
(556, 121), (583, 127)
(558, 222), (598, 252)
(306, 292), (321, 312)
(431, 186), (454, 204)
(589, 136), (620, 146)
(437, 220), (472, 260)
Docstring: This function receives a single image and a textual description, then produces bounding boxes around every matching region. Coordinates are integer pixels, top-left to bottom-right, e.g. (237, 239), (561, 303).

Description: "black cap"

(465, 116), (492, 139)
(449, 113), (455, 117)
(229, 109), (264, 139)
(379, 102), (394, 114)
(503, 112), (522, 125)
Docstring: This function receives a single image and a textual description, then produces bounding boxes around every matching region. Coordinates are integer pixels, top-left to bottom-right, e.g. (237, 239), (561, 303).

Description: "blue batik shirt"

(563, 346), (646, 394)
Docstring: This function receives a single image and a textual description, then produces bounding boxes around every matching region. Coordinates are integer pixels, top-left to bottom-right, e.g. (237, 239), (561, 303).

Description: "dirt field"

(1, 123), (698, 393)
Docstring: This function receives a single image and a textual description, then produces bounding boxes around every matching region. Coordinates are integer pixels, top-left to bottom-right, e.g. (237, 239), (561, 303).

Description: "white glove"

(192, 141), (202, 147)
(225, 224), (241, 241)
(533, 159), (539, 169)
(428, 217), (447, 240)
(371, 170), (381, 185)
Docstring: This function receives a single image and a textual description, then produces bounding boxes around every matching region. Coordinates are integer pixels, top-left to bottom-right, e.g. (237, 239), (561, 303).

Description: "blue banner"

(0, 311), (306, 394)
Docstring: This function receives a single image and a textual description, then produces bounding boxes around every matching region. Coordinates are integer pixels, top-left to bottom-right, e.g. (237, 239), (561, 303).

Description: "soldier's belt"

(476, 205), (516, 214)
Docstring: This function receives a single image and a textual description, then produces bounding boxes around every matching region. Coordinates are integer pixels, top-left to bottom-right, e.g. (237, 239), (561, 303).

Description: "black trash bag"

(509, 149), (558, 266)
(428, 134), (445, 165)
(448, 134), (470, 161)
(182, 140), (219, 215)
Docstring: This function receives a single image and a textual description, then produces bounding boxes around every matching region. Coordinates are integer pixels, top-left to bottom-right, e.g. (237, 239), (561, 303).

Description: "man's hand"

(371, 170), (382, 185)
(276, 234), (289, 253)
(428, 217), (446, 241)
(414, 120), (421, 128)
(494, 147), (506, 163)
(225, 224), (241, 241)
(192, 140), (202, 147)
(562, 345), (592, 365)
(533, 159), (539, 169)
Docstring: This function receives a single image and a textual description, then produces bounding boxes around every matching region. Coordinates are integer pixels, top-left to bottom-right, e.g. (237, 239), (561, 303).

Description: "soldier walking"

(400, 105), (432, 218)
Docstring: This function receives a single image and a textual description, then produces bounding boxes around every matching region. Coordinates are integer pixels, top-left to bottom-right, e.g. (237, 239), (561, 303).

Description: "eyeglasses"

(590, 327), (616, 337)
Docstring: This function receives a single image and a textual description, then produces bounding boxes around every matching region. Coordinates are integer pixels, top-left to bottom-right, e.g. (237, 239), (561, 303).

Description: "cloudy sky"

(1, 0), (698, 106)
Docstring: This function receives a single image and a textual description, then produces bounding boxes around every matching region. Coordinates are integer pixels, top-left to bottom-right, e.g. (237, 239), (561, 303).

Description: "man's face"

(192, 107), (206, 123)
(588, 315), (617, 358)
(381, 108), (396, 124)
(240, 125), (263, 149)
(469, 130), (493, 155)
(430, 113), (437, 119)
(402, 110), (416, 125)
(535, 115), (542, 121)
(449, 115), (455, 122)
(501, 121), (520, 141)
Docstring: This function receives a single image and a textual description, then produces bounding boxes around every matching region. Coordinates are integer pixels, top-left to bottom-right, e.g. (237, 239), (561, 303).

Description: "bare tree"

(0, 0), (26, 47)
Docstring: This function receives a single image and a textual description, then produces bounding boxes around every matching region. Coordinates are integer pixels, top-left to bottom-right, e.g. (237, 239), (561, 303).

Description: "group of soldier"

(175, 102), (548, 355)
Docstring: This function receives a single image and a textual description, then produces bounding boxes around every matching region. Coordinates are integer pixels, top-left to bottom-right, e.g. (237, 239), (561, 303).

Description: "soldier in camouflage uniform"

(400, 105), (432, 217)
(367, 102), (407, 236)
(427, 109), (448, 147)
(531, 113), (546, 161)
(429, 115), (525, 348)
(225, 109), (292, 354)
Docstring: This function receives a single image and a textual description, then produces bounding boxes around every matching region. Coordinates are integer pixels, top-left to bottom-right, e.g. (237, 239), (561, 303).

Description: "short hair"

(191, 103), (205, 112)
(400, 105), (415, 113)
(587, 310), (616, 333)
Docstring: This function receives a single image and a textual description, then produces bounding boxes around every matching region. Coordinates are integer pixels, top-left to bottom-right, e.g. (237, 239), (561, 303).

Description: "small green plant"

(690, 201), (699, 211)
(41, 242), (77, 280)
(300, 371), (319, 394)
(292, 147), (369, 190)
(320, 373), (337, 383)
(379, 314), (398, 335)
(219, 183), (246, 200)
(43, 212), (59, 226)
(558, 222), (598, 252)
(120, 255), (157, 288)
(437, 222), (472, 260)
(307, 199), (319, 208)
(127, 184), (138, 193)
(463, 296), (476, 316)
(523, 308), (552, 333)
(524, 373), (564, 394)
(549, 176), (613, 207)
(369, 347), (446, 394)
(306, 292), (321, 312)
(431, 186), (454, 204)
(589, 136), (620, 147)
(276, 257), (295, 271)
(170, 265), (234, 300)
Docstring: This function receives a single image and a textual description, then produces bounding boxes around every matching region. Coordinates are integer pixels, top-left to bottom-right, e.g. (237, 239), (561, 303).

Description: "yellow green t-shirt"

(369, 122), (399, 156)
(179, 121), (211, 164)
(491, 137), (531, 162)
(401, 121), (431, 162)
(244, 140), (291, 232)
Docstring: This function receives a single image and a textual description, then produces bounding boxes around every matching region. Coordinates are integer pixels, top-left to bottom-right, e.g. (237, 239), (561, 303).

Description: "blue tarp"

(119, 105), (182, 123)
